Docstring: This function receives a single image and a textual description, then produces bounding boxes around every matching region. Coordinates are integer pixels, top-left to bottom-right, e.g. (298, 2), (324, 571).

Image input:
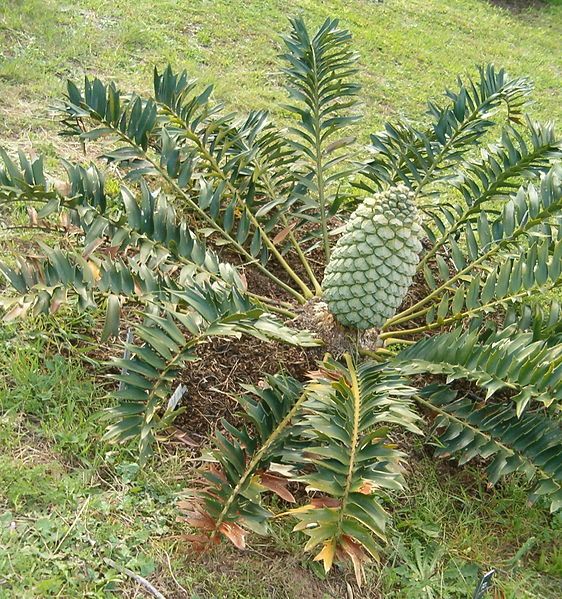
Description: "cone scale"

(322, 185), (423, 330)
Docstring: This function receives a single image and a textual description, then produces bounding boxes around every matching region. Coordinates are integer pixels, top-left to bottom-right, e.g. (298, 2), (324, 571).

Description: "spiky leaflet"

(322, 186), (423, 329)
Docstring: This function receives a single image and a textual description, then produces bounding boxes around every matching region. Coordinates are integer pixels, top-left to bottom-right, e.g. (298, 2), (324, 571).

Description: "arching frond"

(280, 16), (361, 260)
(384, 166), (562, 334)
(417, 384), (562, 513)
(361, 65), (533, 191)
(105, 289), (317, 461)
(58, 75), (315, 301)
(419, 120), (562, 265)
(396, 325), (562, 414)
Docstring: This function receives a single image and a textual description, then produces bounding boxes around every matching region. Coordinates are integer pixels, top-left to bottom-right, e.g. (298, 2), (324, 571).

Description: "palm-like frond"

(361, 65), (533, 191)
(180, 374), (307, 547)
(383, 165), (562, 335)
(396, 324), (562, 414)
(0, 147), (313, 310)
(420, 120), (562, 265)
(0, 246), (169, 330)
(280, 16), (360, 260)
(153, 66), (306, 269)
(289, 356), (421, 585)
(59, 75), (315, 301)
(0, 152), (257, 328)
(105, 289), (317, 461)
(417, 384), (562, 513)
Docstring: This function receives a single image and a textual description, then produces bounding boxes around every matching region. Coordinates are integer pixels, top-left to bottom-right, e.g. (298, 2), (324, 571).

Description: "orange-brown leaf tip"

(27, 206), (38, 226)
(59, 211), (70, 229)
(341, 536), (370, 588)
(358, 481), (375, 495)
(176, 499), (193, 511)
(4, 302), (30, 322)
(168, 426), (199, 447)
(306, 367), (342, 382)
(181, 508), (216, 532)
(259, 472), (296, 503)
(219, 522), (247, 550)
(53, 179), (71, 196)
(311, 496), (341, 508)
(313, 540), (336, 573)
(182, 533), (211, 552)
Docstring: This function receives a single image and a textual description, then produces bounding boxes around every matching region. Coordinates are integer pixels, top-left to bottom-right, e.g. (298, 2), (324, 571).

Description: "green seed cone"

(322, 185), (423, 329)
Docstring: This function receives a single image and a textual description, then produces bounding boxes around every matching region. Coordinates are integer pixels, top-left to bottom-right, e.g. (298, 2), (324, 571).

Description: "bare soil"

(488, 0), (548, 11)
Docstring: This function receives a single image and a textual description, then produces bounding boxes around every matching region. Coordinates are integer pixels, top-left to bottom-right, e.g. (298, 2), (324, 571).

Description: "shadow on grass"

(487, 0), (552, 12)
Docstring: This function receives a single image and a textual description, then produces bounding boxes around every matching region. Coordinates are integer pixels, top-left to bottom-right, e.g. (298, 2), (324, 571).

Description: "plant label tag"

(473, 569), (495, 599)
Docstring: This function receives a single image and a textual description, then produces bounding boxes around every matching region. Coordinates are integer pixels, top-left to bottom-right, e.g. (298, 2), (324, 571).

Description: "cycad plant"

(1, 17), (561, 585)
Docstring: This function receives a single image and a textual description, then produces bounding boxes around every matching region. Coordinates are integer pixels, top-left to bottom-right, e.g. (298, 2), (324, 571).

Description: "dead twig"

(103, 557), (167, 599)
(54, 496), (90, 554)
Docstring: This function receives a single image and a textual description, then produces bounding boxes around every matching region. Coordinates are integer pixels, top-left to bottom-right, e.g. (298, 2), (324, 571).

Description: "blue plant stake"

(473, 569), (495, 599)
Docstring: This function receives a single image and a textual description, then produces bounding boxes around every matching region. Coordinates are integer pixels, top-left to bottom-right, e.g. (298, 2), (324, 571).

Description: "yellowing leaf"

(87, 260), (101, 281)
(313, 539), (336, 573)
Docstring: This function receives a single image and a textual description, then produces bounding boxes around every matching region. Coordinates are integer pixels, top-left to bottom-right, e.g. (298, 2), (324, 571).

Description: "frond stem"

(335, 353), (361, 534)
(81, 113), (307, 303)
(381, 292), (529, 340)
(285, 218), (323, 295)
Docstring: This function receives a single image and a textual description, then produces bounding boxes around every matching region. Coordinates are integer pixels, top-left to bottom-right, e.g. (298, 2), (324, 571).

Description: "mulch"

(173, 335), (323, 445)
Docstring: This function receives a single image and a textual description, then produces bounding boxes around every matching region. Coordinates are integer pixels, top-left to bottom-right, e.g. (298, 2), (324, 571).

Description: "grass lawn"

(1, 0), (561, 147)
(1, 0), (562, 597)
